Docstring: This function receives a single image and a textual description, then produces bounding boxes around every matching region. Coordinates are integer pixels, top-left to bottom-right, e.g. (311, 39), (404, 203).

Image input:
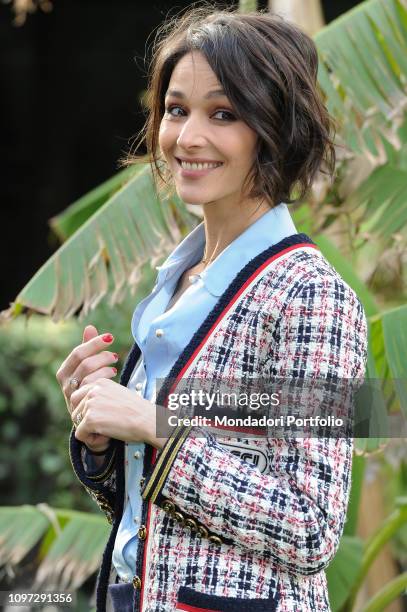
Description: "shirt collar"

(154, 220), (206, 286)
(154, 203), (297, 297)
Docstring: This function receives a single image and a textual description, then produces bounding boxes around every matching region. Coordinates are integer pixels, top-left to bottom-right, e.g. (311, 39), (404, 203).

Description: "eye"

(165, 105), (185, 118)
(213, 110), (236, 121)
(164, 105), (236, 122)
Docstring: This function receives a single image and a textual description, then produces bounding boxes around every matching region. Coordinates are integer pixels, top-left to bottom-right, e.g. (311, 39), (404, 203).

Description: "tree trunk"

(268, 0), (325, 36)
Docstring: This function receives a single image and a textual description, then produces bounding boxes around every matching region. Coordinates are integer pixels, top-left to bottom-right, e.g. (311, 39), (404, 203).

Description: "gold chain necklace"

(201, 246), (219, 268)
(188, 245), (224, 284)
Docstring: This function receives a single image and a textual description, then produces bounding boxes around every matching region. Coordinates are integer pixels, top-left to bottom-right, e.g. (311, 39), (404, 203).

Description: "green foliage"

(344, 497), (407, 611)
(2, 164), (197, 322)
(0, 317), (90, 510)
(0, 259), (158, 511)
(309, 0), (407, 308)
(360, 572), (407, 612)
(49, 165), (142, 242)
(0, 505), (110, 594)
(326, 535), (364, 611)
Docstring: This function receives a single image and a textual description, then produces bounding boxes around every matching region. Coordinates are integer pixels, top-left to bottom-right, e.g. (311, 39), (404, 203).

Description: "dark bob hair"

(125, 2), (337, 207)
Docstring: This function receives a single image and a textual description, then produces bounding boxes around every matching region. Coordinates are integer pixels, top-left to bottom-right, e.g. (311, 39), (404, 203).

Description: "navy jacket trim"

(176, 585), (280, 611)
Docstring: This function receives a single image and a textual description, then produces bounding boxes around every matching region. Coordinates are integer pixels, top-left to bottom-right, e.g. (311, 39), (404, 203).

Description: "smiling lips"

(176, 157), (223, 176)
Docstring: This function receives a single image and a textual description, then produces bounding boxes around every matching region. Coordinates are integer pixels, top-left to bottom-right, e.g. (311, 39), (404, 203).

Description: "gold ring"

(70, 377), (80, 390)
(74, 411), (83, 427)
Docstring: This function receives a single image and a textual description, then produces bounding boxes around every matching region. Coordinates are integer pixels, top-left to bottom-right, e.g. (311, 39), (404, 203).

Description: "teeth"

(180, 160), (222, 170)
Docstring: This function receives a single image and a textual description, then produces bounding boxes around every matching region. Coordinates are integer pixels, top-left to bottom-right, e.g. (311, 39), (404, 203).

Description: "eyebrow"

(165, 88), (227, 100)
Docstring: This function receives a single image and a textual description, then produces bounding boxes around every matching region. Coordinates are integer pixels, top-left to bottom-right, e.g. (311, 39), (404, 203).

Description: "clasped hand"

(70, 376), (156, 448)
(56, 324), (160, 452)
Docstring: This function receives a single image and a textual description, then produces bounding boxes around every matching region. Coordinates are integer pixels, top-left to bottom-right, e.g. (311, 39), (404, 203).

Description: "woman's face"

(159, 51), (259, 209)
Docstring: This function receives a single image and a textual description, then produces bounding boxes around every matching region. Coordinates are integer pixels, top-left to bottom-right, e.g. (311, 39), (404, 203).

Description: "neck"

(200, 196), (272, 266)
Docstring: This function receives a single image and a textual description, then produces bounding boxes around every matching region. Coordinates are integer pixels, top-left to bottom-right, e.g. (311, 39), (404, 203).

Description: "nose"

(176, 113), (207, 149)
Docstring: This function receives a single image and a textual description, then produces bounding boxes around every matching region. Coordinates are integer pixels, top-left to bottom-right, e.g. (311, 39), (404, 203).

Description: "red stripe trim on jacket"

(175, 603), (221, 612)
(166, 243), (318, 404)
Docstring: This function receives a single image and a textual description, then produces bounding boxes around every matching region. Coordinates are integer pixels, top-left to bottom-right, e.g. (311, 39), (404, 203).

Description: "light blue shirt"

(112, 203), (297, 581)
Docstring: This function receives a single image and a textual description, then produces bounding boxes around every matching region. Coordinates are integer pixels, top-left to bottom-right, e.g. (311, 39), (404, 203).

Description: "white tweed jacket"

(69, 233), (368, 612)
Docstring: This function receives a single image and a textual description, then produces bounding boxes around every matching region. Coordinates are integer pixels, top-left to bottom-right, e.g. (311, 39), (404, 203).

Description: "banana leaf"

(315, 0), (407, 158)
(0, 505), (50, 566)
(49, 164), (142, 242)
(1, 164), (197, 322)
(0, 504), (109, 590)
(313, 0), (407, 298)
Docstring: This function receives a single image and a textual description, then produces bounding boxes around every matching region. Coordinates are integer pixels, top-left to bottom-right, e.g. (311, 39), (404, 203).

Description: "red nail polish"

(113, 353), (119, 360)
(112, 367), (117, 374)
(102, 333), (114, 343)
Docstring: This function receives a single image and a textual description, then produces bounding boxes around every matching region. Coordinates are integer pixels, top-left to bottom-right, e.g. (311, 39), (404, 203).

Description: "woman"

(57, 5), (368, 611)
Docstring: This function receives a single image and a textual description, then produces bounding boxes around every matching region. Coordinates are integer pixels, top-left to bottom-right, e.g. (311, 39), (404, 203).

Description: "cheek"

(220, 127), (257, 165)
(238, 130), (258, 161)
(159, 121), (177, 153)
(158, 123), (166, 153)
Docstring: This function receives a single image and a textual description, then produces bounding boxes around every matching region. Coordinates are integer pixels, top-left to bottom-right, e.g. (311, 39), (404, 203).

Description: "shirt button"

(155, 328), (164, 337)
(134, 451), (142, 459)
(135, 382), (143, 391)
(133, 516), (140, 524)
(188, 274), (200, 284)
(132, 575), (142, 590)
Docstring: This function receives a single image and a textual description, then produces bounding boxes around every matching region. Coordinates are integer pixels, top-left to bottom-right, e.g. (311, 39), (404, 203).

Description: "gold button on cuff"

(138, 525), (147, 540)
(162, 500), (175, 514)
(184, 518), (198, 532)
(208, 535), (223, 545)
(173, 511), (185, 525)
(155, 328), (164, 337)
(132, 575), (142, 590)
(197, 525), (209, 538)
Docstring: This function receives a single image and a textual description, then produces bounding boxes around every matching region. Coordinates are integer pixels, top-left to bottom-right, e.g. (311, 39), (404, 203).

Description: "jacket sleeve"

(69, 428), (118, 524)
(140, 276), (368, 576)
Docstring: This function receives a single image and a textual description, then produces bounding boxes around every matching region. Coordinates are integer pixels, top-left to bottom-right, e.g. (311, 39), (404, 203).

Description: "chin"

(177, 189), (221, 205)
(176, 192), (210, 205)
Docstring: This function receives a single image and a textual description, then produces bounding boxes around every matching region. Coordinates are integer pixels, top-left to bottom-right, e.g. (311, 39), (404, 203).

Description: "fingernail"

(102, 333), (114, 343)
(113, 353), (119, 361)
(112, 367), (117, 374)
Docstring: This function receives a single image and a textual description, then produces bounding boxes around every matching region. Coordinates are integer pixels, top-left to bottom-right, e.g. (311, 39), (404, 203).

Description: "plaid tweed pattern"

(69, 234), (368, 612)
